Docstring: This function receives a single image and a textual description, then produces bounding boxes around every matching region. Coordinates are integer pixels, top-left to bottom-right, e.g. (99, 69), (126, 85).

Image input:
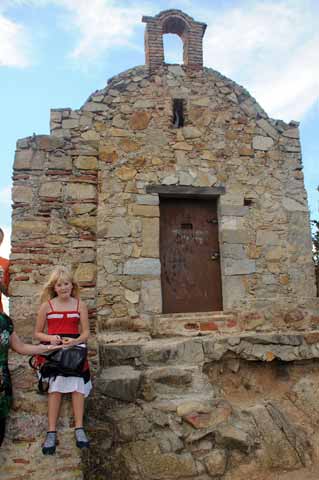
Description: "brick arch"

(142, 9), (207, 72)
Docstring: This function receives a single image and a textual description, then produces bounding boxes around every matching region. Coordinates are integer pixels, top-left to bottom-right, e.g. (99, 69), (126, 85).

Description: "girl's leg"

(72, 392), (89, 448)
(48, 392), (62, 431)
(71, 391), (85, 428)
(42, 392), (62, 455)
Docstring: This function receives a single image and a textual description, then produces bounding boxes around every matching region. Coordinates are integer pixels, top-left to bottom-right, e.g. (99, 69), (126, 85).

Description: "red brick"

(200, 321), (219, 331)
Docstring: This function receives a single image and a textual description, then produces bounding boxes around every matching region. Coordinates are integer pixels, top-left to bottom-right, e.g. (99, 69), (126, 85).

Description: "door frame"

(146, 185), (225, 313)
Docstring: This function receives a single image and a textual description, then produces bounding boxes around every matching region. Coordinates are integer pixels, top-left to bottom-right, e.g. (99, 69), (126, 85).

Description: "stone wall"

(9, 62), (317, 336)
(11, 133), (98, 337)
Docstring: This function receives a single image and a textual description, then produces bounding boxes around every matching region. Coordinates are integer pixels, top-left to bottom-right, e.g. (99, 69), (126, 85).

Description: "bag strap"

(38, 373), (50, 394)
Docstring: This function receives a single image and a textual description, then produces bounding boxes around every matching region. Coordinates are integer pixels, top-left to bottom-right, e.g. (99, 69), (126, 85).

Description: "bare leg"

(72, 392), (89, 448)
(48, 392), (62, 431)
(71, 391), (85, 428)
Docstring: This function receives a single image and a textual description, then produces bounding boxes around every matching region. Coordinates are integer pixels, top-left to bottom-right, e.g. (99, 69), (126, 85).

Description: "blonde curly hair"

(40, 266), (80, 303)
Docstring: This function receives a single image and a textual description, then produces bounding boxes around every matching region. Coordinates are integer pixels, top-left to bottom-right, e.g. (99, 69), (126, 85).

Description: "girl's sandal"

(75, 427), (90, 448)
(42, 431), (57, 455)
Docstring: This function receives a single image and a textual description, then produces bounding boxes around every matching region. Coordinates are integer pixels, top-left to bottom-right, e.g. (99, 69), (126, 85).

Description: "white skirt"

(48, 376), (92, 397)
(41, 344), (92, 397)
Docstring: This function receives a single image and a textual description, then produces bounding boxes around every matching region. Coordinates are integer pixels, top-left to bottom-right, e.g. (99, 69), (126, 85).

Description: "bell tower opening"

(163, 33), (183, 64)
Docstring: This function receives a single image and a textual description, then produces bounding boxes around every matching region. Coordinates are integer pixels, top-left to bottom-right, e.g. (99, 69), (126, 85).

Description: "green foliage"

(312, 220), (319, 266)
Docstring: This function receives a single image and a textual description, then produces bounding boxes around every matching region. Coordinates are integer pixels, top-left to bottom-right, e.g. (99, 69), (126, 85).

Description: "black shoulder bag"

(30, 345), (87, 394)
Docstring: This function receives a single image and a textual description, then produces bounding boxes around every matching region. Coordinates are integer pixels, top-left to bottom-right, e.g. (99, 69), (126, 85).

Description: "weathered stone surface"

(141, 279), (162, 313)
(129, 111), (152, 130)
(74, 155), (98, 170)
(282, 127), (299, 138)
(131, 205), (159, 217)
(74, 263), (96, 283)
(97, 366), (141, 401)
(141, 218), (159, 258)
(257, 119), (279, 139)
(120, 439), (197, 478)
(116, 166), (137, 180)
(283, 197), (308, 212)
(106, 218), (131, 237)
(136, 194), (159, 206)
(13, 220), (48, 234)
(68, 215), (96, 232)
(125, 289), (139, 304)
(182, 126), (202, 139)
(124, 258), (161, 276)
(172, 141), (193, 151)
(256, 230), (281, 245)
(65, 183), (96, 200)
(204, 449), (227, 476)
(224, 259), (256, 275)
(250, 403), (305, 469)
(176, 401), (213, 417)
(253, 135), (274, 150)
(12, 185), (33, 203)
(142, 339), (204, 366)
(183, 400), (232, 429)
(14, 149), (44, 170)
(120, 138), (140, 152)
(39, 182), (62, 198)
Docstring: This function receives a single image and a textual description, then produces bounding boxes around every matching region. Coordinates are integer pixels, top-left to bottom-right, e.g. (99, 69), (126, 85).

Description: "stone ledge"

(98, 330), (319, 368)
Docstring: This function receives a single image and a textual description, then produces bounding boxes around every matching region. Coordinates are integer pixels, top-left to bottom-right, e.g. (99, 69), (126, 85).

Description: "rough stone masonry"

(1, 8), (319, 480)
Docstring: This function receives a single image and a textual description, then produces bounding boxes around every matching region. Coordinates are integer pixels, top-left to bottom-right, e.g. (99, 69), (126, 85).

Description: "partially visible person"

(0, 228), (9, 313)
(0, 312), (63, 447)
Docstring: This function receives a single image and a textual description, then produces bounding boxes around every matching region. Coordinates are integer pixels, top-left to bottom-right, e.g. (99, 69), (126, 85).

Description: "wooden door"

(160, 197), (222, 313)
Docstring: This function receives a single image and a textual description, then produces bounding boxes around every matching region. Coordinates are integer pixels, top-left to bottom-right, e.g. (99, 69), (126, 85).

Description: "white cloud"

(0, 13), (31, 67)
(1, 0), (318, 120)
(0, 186), (11, 206)
(202, 0), (319, 121)
(1, 0), (147, 67)
(0, 225), (11, 259)
(53, 0), (148, 61)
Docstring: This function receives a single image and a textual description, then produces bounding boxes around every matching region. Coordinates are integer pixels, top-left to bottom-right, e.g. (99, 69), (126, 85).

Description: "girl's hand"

(62, 337), (76, 347)
(50, 335), (62, 345)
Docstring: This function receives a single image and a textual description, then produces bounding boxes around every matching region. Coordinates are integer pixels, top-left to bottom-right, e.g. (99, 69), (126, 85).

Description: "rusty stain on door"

(160, 197), (222, 313)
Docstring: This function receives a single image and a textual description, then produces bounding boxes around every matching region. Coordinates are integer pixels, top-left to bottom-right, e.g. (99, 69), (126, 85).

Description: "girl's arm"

(62, 300), (89, 346)
(10, 332), (63, 355)
(34, 302), (61, 345)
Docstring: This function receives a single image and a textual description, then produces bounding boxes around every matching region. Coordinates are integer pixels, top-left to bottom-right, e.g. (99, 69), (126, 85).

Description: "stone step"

(152, 311), (239, 337)
(99, 336), (205, 368)
(96, 363), (218, 404)
(140, 364), (217, 400)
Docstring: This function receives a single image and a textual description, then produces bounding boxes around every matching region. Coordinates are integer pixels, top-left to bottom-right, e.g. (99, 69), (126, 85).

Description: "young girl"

(34, 266), (91, 455)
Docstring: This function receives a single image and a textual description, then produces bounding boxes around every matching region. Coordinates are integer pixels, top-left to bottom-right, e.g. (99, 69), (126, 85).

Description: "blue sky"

(0, 0), (318, 260)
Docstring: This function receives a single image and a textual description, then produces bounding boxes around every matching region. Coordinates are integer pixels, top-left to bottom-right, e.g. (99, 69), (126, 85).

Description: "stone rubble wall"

(11, 133), (98, 337)
(84, 331), (319, 479)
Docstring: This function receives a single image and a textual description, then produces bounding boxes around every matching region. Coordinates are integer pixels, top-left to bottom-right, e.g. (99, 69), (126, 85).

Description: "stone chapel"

(3, 9), (319, 480)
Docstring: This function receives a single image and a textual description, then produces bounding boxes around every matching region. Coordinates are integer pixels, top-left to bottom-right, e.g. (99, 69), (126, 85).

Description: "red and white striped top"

(47, 299), (80, 336)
